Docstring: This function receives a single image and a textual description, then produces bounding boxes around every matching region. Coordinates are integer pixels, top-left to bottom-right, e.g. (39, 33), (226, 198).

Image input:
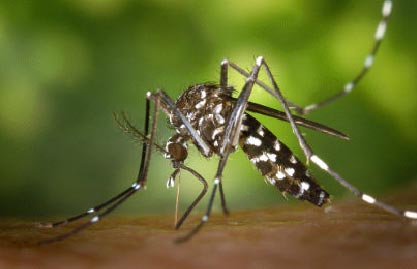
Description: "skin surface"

(1, 188), (417, 269)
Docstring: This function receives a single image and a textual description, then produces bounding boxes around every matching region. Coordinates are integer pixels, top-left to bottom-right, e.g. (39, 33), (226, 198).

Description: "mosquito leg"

(166, 168), (180, 188)
(218, 182), (230, 216)
(202, 59), (234, 216)
(309, 155), (417, 220)
(175, 180), (218, 244)
(291, 0), (393, 115)
(176, 148), (243, 242)
(136, 94), (150, 181)
(220, 58), (229, 88)
(218, 58), (232, 216)
(175, 165), (208, 229)
(137, 95), (159, 185)
(223, 1), (393, 116)
(217, 56), (264, 215)
(37, 100), (152, 229)
(38, 96), (160, 243)
(220, 56), (264, 154)
(36, 185), (136, 228)
(38, 184), (141, 245)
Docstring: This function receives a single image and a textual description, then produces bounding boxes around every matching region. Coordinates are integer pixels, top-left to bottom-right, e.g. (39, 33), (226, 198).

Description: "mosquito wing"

(226, 96), (349, 140)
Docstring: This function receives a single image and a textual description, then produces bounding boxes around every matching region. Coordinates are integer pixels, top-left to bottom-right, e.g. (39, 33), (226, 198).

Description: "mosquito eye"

(167, 142), (188, 162)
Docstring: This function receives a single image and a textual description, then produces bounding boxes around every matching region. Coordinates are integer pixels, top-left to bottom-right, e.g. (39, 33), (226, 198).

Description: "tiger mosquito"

(38, 0), (417, 244)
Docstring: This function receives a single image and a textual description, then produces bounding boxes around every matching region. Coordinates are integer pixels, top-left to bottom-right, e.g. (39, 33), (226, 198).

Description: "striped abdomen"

(239, 113), (329, 206)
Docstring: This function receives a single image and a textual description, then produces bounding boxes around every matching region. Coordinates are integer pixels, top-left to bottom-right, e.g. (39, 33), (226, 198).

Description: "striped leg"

(215, 59), (233, 217)
(292, 0), (393, 115)
(166, 165), (209, 230)
(37, 97), (158, 244)
(223, 1), (393, 116)
(310, 155), (417, 220)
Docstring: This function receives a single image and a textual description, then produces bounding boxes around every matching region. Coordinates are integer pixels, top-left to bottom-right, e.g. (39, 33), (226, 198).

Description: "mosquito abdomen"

(239, 113), (329, 206)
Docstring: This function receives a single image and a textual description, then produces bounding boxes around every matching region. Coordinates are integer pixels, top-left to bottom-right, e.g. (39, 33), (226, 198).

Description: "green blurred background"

(0, 0), (416, 218)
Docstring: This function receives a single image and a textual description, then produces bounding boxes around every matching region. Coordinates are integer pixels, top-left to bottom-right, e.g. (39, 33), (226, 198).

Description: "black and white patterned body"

(40, 2), (417, 245)
(239, 113), (328, 205)
(168, 83), (329, 206)
(168, 83), (235, 157)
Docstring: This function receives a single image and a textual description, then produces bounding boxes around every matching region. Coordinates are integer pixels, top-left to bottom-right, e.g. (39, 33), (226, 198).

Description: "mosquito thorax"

(169, 83), (235, 158)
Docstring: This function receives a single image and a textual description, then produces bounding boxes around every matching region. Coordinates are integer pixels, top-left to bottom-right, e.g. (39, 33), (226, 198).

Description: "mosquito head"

(165, 134), (189, 168)
(167, 142), (188, 162)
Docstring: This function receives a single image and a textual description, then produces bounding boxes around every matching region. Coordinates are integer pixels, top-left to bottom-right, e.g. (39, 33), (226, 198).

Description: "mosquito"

(38, 0), (416, 244)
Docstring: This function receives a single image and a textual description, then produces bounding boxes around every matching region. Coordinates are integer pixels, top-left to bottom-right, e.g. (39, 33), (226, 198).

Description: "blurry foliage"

(0, 0), (416, 217)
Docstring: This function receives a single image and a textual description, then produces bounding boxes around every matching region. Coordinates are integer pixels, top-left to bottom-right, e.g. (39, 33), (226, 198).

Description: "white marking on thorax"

(186, 112), (193, 120)
(213, 103), (222, 114)
(195, 99), (206, 109)
(285, 167), (295, 176)
(211, 127), (223, 140)
(240, 124), (249, 131)
(215, 113), (225, 125)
